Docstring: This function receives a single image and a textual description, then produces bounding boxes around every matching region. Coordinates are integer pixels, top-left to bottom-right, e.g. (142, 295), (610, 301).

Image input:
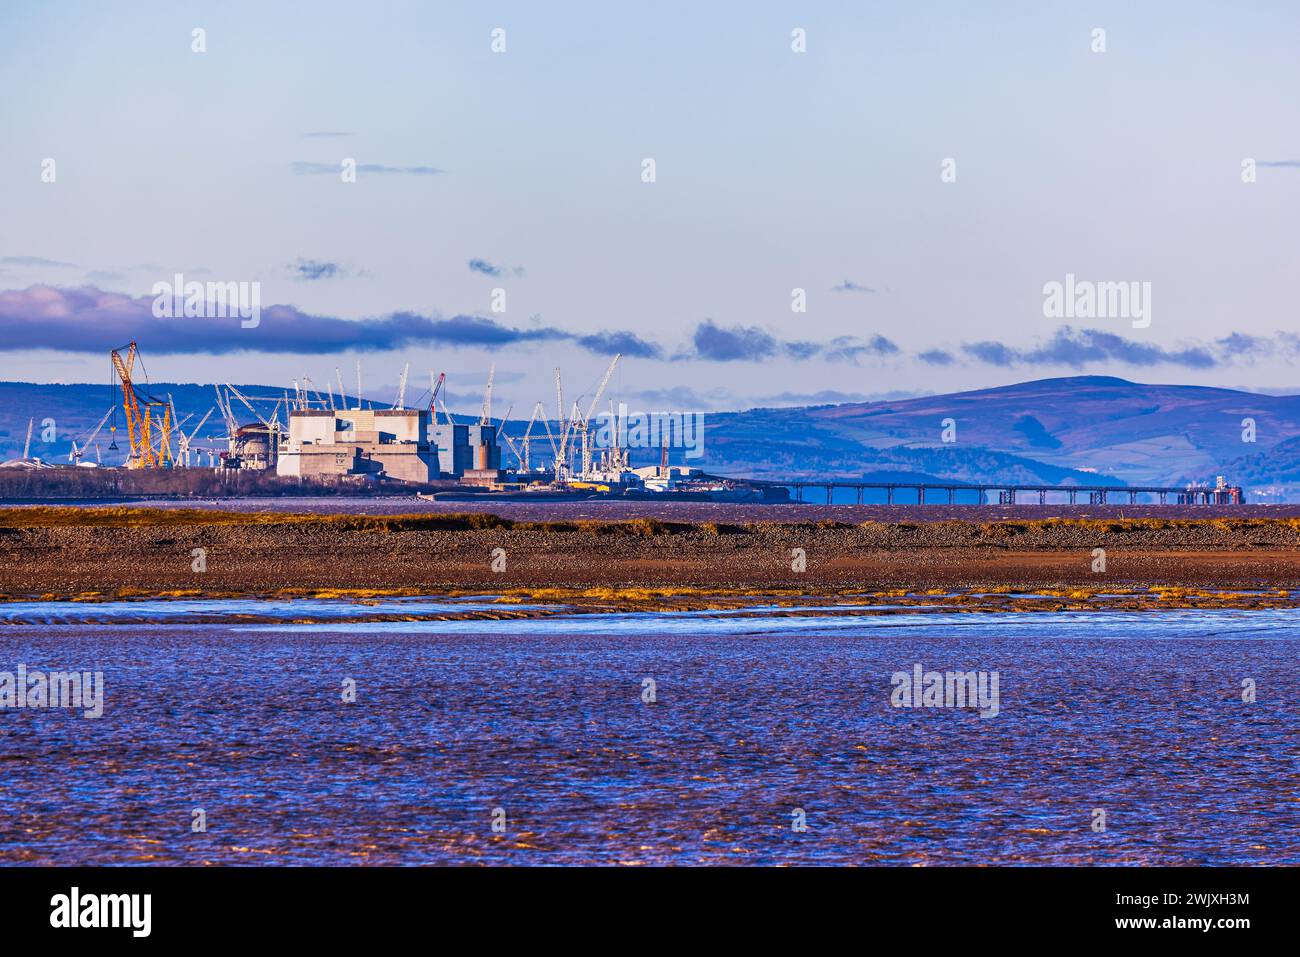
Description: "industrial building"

(276, 408), (439, 483)
(431, 422), (501, 478)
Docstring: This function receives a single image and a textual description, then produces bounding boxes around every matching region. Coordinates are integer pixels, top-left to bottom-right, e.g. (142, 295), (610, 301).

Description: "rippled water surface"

(1, 601), (1296, 865)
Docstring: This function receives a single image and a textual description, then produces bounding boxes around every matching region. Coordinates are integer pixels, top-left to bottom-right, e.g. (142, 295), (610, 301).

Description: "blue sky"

(2, 0), (1298, 413)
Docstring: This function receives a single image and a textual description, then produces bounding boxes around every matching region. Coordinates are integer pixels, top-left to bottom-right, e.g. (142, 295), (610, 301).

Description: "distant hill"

(5, 376), (1300, 499)
(699, 376), (1300, 490)
(1222, 434), (1300, 501)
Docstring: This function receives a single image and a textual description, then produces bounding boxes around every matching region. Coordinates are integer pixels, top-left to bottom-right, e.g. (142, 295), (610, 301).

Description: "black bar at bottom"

(0, 865), (1278, 944)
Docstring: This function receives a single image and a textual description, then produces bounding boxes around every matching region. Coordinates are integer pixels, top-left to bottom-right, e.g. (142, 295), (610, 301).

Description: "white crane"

(69, 407), (114, 465)
(554, 369), (570, 481)
(480, 363), (495, 426)
(67, 405), (113, 465)
(516, 402), (542, 472)
(226, 383), (275, 432)
(497, 404), (518, 464)
(395, 363), (410, 411)
(578, 354), (621, 477)
(177, 407), (215, 467)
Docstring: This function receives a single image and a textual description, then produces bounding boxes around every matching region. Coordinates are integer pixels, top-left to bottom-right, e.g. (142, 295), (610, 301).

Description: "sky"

(2, 0), (1298, 415)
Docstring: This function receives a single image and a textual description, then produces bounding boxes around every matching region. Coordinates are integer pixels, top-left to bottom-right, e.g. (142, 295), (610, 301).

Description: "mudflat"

(2, 508), (1299, 607)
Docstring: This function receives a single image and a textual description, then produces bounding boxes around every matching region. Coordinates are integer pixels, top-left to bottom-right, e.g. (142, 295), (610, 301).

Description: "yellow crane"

(110, 341), (173, 468)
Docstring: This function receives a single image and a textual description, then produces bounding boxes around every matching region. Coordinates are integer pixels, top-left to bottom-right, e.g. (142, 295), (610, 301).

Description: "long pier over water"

(768, 480), (1244, 506)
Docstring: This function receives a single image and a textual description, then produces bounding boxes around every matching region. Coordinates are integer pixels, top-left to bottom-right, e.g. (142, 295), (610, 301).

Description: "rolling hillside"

(701, 376), (1300, 489)
(4, 376), (1300, 499)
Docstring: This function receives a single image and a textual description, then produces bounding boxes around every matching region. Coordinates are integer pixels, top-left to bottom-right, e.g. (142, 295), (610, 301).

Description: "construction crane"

(224, 383), (281, 469)
(110, 342), (172, 468)
(429, 371), (446, 426)
(214, 385), (239, 451)
(303, 376), (326, 411)
(554, 368), (570, 482)
(538, 410), (560, 473)
(176, 407), (214, 467)
(578, 354), (621, 477)
(496, 404), (518, 464)
(514, 402), (542, 472)
(395, 363), (410, 411)
(480, 363), (495, 426)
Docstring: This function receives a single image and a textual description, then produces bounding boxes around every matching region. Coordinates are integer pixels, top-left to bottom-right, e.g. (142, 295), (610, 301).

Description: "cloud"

(576, 330), (662, 359)
(830, 279), (876, 294)
(468, 258), (525, 278)
(822, 334), (900, 362)
(289, 161), (443, 175)
(10, 284), (1280, 378)
(1257, 160), (1300, 168)
(690, 319), (778, 361)
(1, 256), (78, 269)
(683, 320), (900, 363)
(962, 327), (1218, 369)
(918, 349), (955, 366)
(623, 385), (728, 408)
(962, 340), (1020, 366)
(0, 285), (644, 358)
(291, 259), (347, 281)
(1215, 332), (1268, 357)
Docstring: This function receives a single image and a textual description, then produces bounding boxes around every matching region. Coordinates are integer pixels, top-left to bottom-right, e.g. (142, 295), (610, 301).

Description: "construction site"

(0, 341), (1255, 507)
(0, 342), (778, 502)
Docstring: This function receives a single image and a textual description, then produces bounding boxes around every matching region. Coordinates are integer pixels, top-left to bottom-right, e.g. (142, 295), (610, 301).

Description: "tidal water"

(0, 600), (1296, 865)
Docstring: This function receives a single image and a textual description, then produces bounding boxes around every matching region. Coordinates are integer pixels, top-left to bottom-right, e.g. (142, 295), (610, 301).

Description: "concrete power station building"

(277, 408), (437, 482)
(276, 408), (499, 483)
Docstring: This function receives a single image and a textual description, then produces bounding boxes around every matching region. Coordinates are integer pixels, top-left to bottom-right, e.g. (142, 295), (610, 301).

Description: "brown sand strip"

(1, 508), (1299, 602)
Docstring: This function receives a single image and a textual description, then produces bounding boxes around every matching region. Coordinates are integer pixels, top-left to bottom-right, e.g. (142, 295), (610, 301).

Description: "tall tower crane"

(395, 363), (410, 410)
(480, 363), (495, 425)
(578, 353), (621, 477)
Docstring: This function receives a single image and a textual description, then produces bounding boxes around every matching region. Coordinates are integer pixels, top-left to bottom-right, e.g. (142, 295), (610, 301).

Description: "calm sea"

(1, 599), (1295, 865)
